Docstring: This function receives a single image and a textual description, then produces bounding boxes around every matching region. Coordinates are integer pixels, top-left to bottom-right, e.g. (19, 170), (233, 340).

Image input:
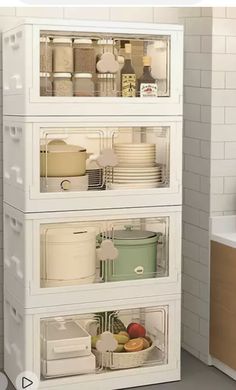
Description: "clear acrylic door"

(39, 125), (170, 193)
(40, 216), (169, 288)
(40, 30), (170, 98)
(40, 305), (168, 379)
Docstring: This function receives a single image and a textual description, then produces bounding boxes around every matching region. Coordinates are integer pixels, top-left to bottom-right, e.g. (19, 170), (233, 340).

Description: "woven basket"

(93, 343), (155, 370)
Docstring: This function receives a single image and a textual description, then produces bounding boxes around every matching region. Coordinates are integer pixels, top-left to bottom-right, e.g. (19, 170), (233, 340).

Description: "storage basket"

(93, 343), (155, 370)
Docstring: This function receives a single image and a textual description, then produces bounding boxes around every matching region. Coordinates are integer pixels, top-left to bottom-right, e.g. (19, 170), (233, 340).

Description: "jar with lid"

(74, 73), (94, 97)
(97, 74), (117, 97)
(40, 37), (52, 73)
(40, 73), (52, 96)
(53, 38), (73, 73)
(74, 39), (95, 74)
(97, 39), (115, 56)
(53, 73), (73, 96)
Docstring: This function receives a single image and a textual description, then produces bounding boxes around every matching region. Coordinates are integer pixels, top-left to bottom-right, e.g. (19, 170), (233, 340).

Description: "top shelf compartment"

(3, 20), (183, 116)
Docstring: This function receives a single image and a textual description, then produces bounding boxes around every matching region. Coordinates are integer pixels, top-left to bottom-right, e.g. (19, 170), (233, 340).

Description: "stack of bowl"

(109, 143), (162, 189)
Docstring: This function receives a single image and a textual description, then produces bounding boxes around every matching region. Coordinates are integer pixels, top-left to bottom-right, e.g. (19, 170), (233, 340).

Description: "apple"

(127, 322), (146, 339)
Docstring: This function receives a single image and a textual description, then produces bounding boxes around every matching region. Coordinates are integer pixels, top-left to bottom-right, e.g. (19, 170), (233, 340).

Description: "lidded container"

(100, 226), (160, 281)
(41, 226), (97, 287)
(40, 73), (52, 96)
(74, 73), (94, 97)
(40, 37), (52, 73)
(40, 140), (89, 177)
(53, 37), (73, 72)
(53, 73), (73, 96)
(97, 74), (117, 97)
(41, 318), (96, 378)
(74, 39), (95, 73)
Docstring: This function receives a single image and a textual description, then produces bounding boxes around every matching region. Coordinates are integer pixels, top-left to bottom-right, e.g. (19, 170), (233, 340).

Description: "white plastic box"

(4, 203), (182, 308)
(4, 291), (181, 390)
(3, 116), (182, 212)
(3, 19), (183, 117)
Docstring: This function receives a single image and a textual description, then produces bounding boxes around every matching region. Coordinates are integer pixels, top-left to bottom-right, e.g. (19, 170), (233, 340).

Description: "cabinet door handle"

(9, 217), (21, 233)
(9, 126), (21, 141)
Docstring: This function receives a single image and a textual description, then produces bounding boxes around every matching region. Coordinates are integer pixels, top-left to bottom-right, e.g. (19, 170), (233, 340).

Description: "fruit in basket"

(124, 338), (144, 352)
(119, 331), (129, 338)
(115, 344), (125, 352)
(127, 323), (146, 339)
(91, 335), (100, 349)
(114, 333), (129, 344)
(140, 337), (150, 350)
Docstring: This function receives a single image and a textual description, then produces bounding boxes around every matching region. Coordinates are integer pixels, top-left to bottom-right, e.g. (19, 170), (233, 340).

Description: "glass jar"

(97, 74), (117, 97)
(53, 73), (73, 96)
(40, 37), (52, 73)
(53, 37), (73, 73)
(74, 39), (95, 74)
(74, 73), (94, 97)
(97, 39), (115, 56)
(40, 73), (52, 96)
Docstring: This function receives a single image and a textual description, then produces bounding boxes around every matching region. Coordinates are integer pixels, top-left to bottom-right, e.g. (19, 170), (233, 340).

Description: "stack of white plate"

(109, 143), (162, 189)
(114, 143), (156, 168)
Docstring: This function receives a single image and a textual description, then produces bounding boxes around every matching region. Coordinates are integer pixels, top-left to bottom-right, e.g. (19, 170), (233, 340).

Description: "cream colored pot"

(40, 140), (89, 177)
(41, 226), (97, 287)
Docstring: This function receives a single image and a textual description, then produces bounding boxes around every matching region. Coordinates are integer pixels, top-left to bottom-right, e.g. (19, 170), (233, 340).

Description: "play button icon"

(22, 377), (33, 389)
(15, 371), (39, 390)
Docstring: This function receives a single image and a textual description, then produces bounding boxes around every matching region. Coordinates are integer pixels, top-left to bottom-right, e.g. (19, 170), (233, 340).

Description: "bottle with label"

(138, 56), (158, 98)
(120, 43), (136, 97)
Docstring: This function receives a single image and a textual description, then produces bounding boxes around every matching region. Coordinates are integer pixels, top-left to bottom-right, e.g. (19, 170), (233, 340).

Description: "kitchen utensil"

(41, 226), (96, 287)
(99, 226), (160, 281)
(40, 139), (90, 177)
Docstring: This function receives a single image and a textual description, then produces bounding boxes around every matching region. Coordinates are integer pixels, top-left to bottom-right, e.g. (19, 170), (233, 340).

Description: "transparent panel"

(40, 30), (170, 98)
(40, 216), (169, 288)
(40, 305), (168, 379)
(39, 126), (170, 193)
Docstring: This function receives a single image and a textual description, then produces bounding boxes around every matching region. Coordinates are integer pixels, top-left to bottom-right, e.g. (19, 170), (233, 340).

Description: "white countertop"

(211, 215), (236, 248)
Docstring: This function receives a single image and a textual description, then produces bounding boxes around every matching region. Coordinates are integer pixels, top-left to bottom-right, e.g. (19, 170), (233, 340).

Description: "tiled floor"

(6, 351), (236, 389)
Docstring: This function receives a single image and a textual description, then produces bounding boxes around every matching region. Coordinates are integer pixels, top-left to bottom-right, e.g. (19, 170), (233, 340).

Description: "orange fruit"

(124, 338), (144, 352)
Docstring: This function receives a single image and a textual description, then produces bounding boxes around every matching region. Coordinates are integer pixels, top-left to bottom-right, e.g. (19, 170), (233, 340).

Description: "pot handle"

(134, 266), (144, 275)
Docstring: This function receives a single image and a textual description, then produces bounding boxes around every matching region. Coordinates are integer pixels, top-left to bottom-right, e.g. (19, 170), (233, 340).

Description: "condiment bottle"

(120, 43), (136, 97)
(138, 56), (158, 97)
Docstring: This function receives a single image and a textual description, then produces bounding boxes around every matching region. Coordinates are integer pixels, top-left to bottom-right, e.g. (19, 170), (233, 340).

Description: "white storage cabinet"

(4, 203), (181, 308)
(4, 291), (181, 390)
(3, 19), (183, 117)
(3, 116), (182, 212)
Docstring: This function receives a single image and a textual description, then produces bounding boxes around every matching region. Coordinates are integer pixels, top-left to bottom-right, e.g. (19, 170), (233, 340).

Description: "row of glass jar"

(40, 37), (116, 74)
(40, 72), (117, 97)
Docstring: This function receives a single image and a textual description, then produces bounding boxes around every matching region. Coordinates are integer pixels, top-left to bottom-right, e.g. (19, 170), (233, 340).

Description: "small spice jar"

(53, 37), (73, 73)
(53, 73), (73, 96)
(74, 73), (94, 97)
(40, 73), (52, 96)
(74, 39), (95, 74)
(97, 39), (115, 57)
(97, 74), (117, 97)
(40, 37), (52, 73)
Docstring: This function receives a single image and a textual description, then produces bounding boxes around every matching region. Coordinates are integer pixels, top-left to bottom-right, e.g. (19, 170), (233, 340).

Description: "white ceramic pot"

(40, 140), (90, 177)
(41, 226), (96, 287)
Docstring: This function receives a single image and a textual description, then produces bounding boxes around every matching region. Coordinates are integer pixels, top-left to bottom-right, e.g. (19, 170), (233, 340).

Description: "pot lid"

(112, 226), (157, 240)
(40, 140), (86, 153)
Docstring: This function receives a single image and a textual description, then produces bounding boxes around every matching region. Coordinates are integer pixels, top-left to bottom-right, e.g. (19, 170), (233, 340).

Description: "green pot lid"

(112, 226), (157, 240)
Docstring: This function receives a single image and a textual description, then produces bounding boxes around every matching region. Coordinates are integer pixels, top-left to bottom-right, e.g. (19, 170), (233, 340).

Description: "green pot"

(99, 226), (160, 282)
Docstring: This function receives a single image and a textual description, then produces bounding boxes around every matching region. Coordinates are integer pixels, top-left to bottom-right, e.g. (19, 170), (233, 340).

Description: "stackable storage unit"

(3, 19), (183, 390)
